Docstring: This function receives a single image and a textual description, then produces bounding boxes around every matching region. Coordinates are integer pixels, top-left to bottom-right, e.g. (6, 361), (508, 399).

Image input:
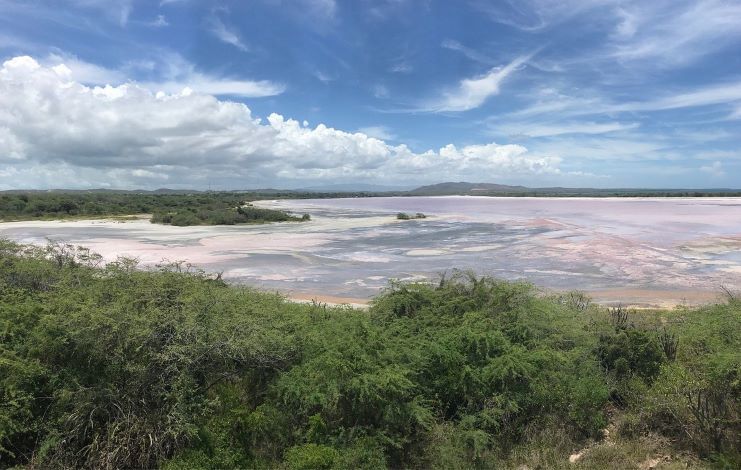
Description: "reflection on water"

(1, 196), (740, 303)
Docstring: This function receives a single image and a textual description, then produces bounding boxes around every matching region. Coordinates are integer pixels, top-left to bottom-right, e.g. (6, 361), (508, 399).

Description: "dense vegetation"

(0, 192), (308, 226)
(0, 240), (738, 469)
(396, 212), (426, 220)
(150, 203), (309, 226)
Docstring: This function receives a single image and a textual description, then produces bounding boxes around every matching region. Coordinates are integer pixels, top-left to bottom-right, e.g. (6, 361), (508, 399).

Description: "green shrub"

(597, 329), (666, 381)
(0, 240), (738, 468)
(283, 444), (339, 470)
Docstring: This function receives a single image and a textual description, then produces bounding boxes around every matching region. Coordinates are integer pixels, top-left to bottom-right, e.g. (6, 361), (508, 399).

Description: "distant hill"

(3, 183), (740, 198)
(296, 183), (412, 192)
(408, 182), (741, 197)
(409, 182), (528, 195)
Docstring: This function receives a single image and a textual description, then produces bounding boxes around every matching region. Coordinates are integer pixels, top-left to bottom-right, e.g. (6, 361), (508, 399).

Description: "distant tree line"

(2, 188), (740, 226)
(0, 192), (311, 226)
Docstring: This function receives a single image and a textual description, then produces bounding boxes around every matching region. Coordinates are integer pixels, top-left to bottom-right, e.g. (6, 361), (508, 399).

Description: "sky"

(1, 0), (740, 190)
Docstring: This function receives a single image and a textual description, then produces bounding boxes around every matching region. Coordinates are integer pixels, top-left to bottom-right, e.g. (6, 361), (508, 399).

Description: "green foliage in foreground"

(0, 241), (739, 469)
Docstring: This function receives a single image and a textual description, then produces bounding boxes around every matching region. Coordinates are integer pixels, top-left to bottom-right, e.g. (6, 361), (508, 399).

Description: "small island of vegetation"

(396, 212), (427, 220)
(0, 240), (738, 469)
(151, 203), (310, 226)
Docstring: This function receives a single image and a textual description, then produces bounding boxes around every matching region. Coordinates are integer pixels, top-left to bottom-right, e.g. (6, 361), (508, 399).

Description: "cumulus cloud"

(0, 56), (564, 188)
(356, 126), (396, 141)
(43, 53), (127, 85)
(40, 52), (285, 98)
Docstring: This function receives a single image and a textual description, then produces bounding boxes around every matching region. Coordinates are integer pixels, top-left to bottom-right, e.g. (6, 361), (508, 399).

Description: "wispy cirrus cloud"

(610, 82), (741, 113)
(71, 0), (133, 26)
(470, 0), (614, 32)
(609, 0), (741, 66)
(206, 11), (249, 52)
(441, 39), (496, 65)
(424, 51), (536, 112)
(496, 121), (639, 138)
(306, 0), (337, 19)
(512, 81), (741, 120)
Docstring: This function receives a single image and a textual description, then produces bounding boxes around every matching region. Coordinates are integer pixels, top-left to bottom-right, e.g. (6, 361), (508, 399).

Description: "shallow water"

(1, 196), (740, 305)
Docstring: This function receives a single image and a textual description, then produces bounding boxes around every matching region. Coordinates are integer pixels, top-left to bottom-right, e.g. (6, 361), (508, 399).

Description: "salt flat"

(1, 196), (739, 307)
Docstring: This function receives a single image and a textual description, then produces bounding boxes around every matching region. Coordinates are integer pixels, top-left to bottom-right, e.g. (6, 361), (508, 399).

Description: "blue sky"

(1, 0), (740, 189)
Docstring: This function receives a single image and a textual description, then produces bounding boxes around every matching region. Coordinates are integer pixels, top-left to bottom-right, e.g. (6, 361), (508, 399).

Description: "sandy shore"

(288, 293), (370, 309)
(583, 288), (724, 308)
(287, 287), (727, 310)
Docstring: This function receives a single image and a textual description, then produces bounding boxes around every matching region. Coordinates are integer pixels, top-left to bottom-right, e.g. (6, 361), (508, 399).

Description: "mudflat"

(1, 196), (739, 307)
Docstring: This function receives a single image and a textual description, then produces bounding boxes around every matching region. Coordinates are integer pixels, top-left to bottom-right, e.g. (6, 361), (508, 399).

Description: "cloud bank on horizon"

(0, 0), (740, 189)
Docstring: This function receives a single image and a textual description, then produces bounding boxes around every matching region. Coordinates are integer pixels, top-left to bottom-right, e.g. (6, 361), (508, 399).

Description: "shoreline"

(285, 287), (727, 310)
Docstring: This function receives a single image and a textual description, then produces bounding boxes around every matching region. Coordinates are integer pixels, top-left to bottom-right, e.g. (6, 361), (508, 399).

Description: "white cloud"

(304, 0), (337, 19)
(497, 121), (639, 138)
(0, 56), (564, 188)
(71, 0), (133, 26)
(372, 84), (389, 98)
(441, 39), (495, 65)
(610, 0), (741, 66)
(143, 76), (284, 98)
(389, 61), (413, 74)
(513, 81), (741, 120)
(43, 53), (127, 84)
(357, 126), (396, 141)
(613, 7), (638, 39)
(695, 150), (739, 161)
(528, 135), (672, 162)
(206, 13), (249, 52)
(425, 52), (535, 112)
(729, 104), (741, 120)
(612, 82), (741, 113)
(471, 0), (613, 32)
(364, 0), (413, 21)
(313, 70), (335, 83)
(40, 51), (284, 98)
(147, 15), (169, 27)
(700, 161), (725, 177)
